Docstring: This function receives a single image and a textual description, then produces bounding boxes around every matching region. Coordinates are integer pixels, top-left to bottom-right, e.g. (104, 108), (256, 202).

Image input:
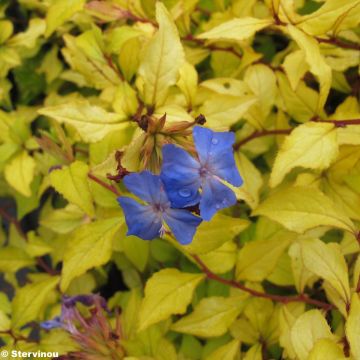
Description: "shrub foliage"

(0, 0), (360, 359)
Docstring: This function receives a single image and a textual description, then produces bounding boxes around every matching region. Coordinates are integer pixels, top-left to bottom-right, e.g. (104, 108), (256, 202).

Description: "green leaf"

(198, 17), (273, 41)
(39, 100), (128, 143)
(287, 25), (332, 111)
(40, 204), (86, 234)
(12, 276), (60, 330)
(138, 2), (185, 107)
(60, 218), (121, 291)
(236, 233), (293, 281)
(45, 0), (85, 37)
(253, 186), (356, 234)
(171, 296), (245, 337)
(290, 310), (334, 360)
(138, 269), (205, 332)
(184, 214), (250, 254)
(283, 50), (309, 91)
(0, 246), (35, 273)
(346, 294), (360, 359)
(122, 235), (150, 272)
(297, 0), (360, 36)
(4, 151), (35, 197)
(50, 161), (95, 216)
(299, 238), (350, 307)
(207, 339), (241, 360)
(199, 94), (257, 130)
(308, 338), (345, 360)
(270, 122), (338, 187)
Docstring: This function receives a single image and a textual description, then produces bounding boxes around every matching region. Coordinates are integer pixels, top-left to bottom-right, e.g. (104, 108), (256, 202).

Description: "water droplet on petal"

(179, 188), (191, 198)
(215, 204), (221, 209)
(209, 151), (213, 156)
(212, 138), (219, 145)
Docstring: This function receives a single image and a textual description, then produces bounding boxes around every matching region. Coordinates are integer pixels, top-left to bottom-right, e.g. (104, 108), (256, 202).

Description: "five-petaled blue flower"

(161, 126), (243, 221)
(118, 171), (202, 244)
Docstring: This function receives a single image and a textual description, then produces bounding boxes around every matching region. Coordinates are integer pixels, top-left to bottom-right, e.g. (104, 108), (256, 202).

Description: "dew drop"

(215, 203), (221, 209)
(212, 138), (219, 145)
(179, 188), (191, 198)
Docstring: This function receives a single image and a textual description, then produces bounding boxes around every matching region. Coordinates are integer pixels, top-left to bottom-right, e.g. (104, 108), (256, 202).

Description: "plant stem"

(193, 255), (333, 311)
(0, 207), (59, 276)
(88, 173), (121, 196)
(316, 36), (360, 51)
(234, 118), (360, 150)
(182, 34), (242, 59)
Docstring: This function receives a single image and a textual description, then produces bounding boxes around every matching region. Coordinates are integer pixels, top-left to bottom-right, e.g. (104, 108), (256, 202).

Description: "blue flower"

(161, 126), (243, 220)
(118, 171), (202, 244)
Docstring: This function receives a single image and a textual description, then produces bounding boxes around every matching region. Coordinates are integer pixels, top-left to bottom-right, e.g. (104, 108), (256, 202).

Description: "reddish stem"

(182, 34), (242, 59)
(0, 207), (59, 276)
(193, 255), (333, 311)
(316, 37), (360, 51)
(0, 207), (26, 239)
(234, 129), (291, 149)
(88, 173), (121, 196)
(234, 118), (360, 150)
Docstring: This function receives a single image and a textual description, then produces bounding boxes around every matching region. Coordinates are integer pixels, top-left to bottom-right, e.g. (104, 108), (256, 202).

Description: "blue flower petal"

(40, 317), (62, 330)
(200, 176), (237, 221)
(209, 152), (243, 187)
(193, 126), (242, 187)
(163, 209), (202, 245)
(118, 197), (162, 240)
(161, 144), (201, 208)
(123, 171), (168, 205)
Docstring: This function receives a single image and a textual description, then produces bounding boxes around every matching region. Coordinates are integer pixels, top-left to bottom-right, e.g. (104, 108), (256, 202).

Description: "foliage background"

(0, 0), (360, 359)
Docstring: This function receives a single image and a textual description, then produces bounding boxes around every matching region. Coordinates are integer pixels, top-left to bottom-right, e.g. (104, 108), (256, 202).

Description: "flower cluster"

(41, 295), (124, 360)
(118, 126), (243, 245)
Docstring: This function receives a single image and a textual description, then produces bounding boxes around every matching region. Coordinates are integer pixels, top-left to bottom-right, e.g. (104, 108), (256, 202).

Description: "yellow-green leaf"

(253, 186), (356, 234)
(50, 161), (95, 216)
(300, 238), (350, 306)
(171, 296), (245, 338)
(287, 25), (332, 111)
(283, 50), (309, 90)
(60, 218), (121, 291)
(270, 122), (338, 187)
(346, 293), (360, 359)
(207, 339), (241, 360)
(4, 151), (35, 197)
(138, 269), (205, 332)
(12, 276), (60, 329)
(198, 17), (273, 41)
(290, 310), (334, 360)
(39, 100), (127, 143)
(184, 214), (250, 254)
(308, 339), (345, 360)
(199, 94), (257, 130)
(236, 234), (292, 281)
(0, 246), (35, 273)
(138, 2), (185, 107)
(297, 0), (360, 36)
(45, 0), (85, 37)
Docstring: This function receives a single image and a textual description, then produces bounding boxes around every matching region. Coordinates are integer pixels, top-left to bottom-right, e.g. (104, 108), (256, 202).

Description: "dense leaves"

(0, 0), (360, 359)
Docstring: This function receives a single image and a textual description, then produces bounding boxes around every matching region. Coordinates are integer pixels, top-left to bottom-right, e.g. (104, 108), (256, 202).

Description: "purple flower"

(117, 171), (202, 244)
(161, 126), (243, 220)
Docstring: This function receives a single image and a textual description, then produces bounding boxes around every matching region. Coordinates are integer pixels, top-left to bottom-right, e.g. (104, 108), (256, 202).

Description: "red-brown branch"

(0, 207), (26, 239)
(316, 37), (360, 51)
(234, 118), (360, 150)
(182, 34), (242, 59)
(193, 255), (333, 311)
(88, 173), (121, 196)
(0, 207), (59, 276)
(234, 129), (291, 149)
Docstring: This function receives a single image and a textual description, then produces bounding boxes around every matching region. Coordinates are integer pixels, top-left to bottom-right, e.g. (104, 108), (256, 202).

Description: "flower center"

(199, 164), (211, 178)
(152, 203), (168, 213)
